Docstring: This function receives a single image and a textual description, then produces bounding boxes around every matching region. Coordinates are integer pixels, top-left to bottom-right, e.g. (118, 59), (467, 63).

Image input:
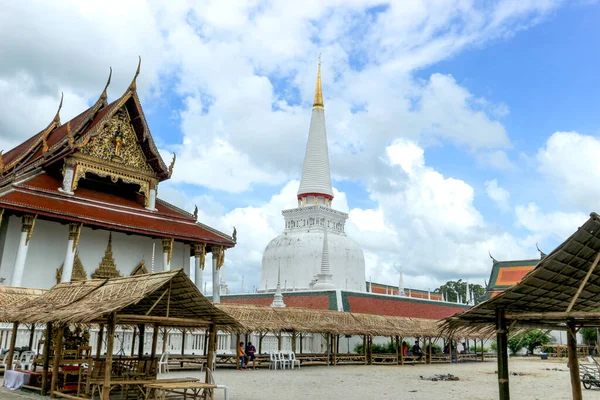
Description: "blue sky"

(1, 0), (600, 292)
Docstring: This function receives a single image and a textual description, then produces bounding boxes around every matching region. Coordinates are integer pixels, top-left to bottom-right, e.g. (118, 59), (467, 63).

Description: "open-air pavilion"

(444, 212), (600, 400)
(1, 269), (241, 399)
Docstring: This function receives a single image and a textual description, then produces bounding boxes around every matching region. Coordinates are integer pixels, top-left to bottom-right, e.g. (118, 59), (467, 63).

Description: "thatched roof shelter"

(3, 269), (240, 328)
(217, 303), (464, 338)
(444, 213), (600, 334)
(0, 286), (46, 322)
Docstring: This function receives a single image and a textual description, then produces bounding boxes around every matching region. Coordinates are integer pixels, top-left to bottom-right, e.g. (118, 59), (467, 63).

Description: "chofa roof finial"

(168, 153), (176, 177)
(128, 56), (142, 92)
(488, 250), (498, 263)
(536, 243), (547, 259)
(52, 92), (64, 126)
(100, 67), (112, 102)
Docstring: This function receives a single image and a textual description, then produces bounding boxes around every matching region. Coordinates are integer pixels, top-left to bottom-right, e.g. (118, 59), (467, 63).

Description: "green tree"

(581, 328), (597, 344)
(434, 280), (486, 305)
(523, 330), (551, 355)
(507, 333), (527, 355)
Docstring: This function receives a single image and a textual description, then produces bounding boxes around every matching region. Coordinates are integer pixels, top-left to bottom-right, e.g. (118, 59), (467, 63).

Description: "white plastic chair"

(268, 352), (279, 370)
(211, 352), (217, 371)
(158, 352), (170, 374)
(19, 351), (35, 371)
(289, 352), (300, 369)
(0, 351), (20, 370)
(206, 367), (230, 400)
(277, 352), (288, 369)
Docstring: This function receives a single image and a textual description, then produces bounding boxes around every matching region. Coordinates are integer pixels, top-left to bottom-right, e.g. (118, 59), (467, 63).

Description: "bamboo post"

(203, 329), (209, 356)
(131, 327), (137, 357)
(102, 313), (116, 400)
(6, 322), (18, 371)
(333, 335), (338, 366)
(150, 324), (159, 369)
(395, 336), (400, 365)
(363, 335), (367, 365)
(28, 324), (35, 351)
(428, 337), (432, 364)
(399, 337), (404, 366)
(41, 323), (52, 396)
(206, 323), (217, 378)
(277, 332), (282, 351)
(326, 334), (331, 366)
(180, 329), (186, 367)
(496, 308), (510, 400)
(258, 332), (264, 354)
(235, 333), (241, 369)
(137, 324), (145, 359)
(50, 325), (64, 398)
(162, 328), (168, 353)
(291, 330), (297, 353)
(299, 333), (303, 354)
(567, 321), (582, 400)
(96, 324), (104, 357)
(449, 337), (453, 363)
(481, 338), (485, 362)
(368, 335), (373, 365)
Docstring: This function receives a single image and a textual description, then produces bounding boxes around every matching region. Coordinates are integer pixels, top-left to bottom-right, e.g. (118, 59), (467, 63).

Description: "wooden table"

(144, 381), (217, 400)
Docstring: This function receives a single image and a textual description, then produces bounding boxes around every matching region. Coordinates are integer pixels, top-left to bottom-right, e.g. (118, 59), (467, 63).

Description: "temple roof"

(0, 172), (233, 247)
(485, 258), (540, 294)
(297, 61), (334, 200)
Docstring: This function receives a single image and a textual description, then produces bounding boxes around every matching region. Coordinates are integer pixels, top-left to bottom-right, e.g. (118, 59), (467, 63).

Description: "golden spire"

(313, 56), (323, 109)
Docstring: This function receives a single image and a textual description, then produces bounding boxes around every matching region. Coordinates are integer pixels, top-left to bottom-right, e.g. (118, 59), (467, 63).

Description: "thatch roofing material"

(444, 213), (600, 333)
(3, 269), (240, 328)
(216, 304), (486, 338)
(0, 286), (46, 322)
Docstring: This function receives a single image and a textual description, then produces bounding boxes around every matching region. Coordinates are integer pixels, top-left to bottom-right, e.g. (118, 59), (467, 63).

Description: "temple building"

(484, 248), (546, 299)
(260, 62), (366, 292)
(0, 62), (235, 292)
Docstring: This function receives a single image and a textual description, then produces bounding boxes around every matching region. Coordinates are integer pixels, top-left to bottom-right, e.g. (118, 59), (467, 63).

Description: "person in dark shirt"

(412, 341), (423, 360)
(245, 342), (257, 370)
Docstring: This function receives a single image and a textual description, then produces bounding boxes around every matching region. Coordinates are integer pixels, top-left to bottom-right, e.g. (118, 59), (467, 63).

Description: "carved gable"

(56, 254), (87, 284)
(130, 260), (148, 276)
(79, 107), (153, 173)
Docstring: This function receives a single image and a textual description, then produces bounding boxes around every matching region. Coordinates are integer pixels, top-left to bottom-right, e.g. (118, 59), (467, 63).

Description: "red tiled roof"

(345, 295), (465, 319)
(0, 173), (233, 246)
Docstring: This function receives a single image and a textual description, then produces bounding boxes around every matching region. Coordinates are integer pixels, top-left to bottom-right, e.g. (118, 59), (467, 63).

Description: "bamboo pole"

(206, 323), (217, 378)
(102, 313), (116, 400)
(137, 324), (145, 359)
(481, 338), (485, 362)
(395, 336), (400, 365)
(291, 330), (297, 353)
(28, 324), (35, 351)
(150, 324), (159, 367)
(181, 329), (186, 367)
(162, 328), (168, 354)
(449, 337), (453, 363)
(333, 335), (338, 366)
(258, 332), (264, 354)
(363, 335), (367, 365)
(96, 324), (104, 357)
(50, 325), (64, 398)
(496, 308), (510, 400)
(131, 327), (137, 357)
(368, 336), (373, 365)
(41, 323), (52, 396)
(428, 337), (432, 364)
(299, 332), (303, 354)
(399, 337), (404, 366)
(203, 329), (209, 356)
(277, 332), (282, 352)
(567, 321), (582, 400)
(6, 322), (18, 371)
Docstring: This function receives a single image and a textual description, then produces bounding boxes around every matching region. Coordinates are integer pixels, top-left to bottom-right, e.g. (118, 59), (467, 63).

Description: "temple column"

(212, 249), (220, 303)
(11, 214), (36, 287)
(194, 244), (205, 292)
(162, 238), (173, 271)
(60, 223), (82, 283)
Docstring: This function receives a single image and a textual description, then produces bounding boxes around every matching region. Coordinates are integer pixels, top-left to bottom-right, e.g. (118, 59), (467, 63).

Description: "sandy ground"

(1, 358), (599, 400)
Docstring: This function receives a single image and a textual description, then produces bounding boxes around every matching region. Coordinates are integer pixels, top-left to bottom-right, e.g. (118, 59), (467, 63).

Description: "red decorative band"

(297, 193), (334, 201)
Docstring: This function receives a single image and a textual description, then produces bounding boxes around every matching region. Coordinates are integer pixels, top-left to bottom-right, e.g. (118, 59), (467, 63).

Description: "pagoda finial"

(313, 56), (324, 109)
(271, 263), (286, 307)
(91, 232), (122, 279)
(128, 56), (142, 92)
(100, 67), (112, 102)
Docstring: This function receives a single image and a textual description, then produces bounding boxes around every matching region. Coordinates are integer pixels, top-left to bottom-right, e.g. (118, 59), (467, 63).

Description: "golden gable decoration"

(91, 233), (122, 279)
(79, 107), (152, 173)
(130, 260), (148, 276)
(56, 253), (87, 284)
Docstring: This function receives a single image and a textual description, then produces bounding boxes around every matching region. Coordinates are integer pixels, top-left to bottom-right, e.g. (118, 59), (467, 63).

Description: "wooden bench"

(372, 354), (398, 365)
(402, 355), (425, 364)
(430, 354), (451, 363)
(89, 377), (200, 399)
(144, 381), (217, 400)
(334, 354), (366, 365)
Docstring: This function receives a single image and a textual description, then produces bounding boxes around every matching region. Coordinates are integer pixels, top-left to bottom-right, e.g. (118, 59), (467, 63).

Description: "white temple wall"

(0, 216), (191, 289)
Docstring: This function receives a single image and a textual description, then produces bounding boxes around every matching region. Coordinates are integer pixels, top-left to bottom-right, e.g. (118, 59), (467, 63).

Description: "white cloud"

(537, 131), (600, 211)
(485, 179), (511, 212)
(478, 150), (518, 171)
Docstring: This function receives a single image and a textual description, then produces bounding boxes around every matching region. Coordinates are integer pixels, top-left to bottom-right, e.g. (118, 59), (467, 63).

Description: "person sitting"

(245, 342), (257, 370)
(238, 342), (247, 370)
(412, 341), (423, 360)
(402, 341), (409, 356)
